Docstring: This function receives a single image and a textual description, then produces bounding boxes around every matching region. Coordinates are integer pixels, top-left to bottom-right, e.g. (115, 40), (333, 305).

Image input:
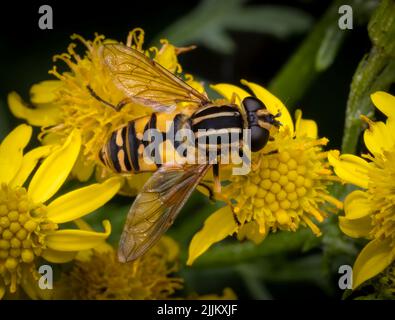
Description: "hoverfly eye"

(242, 96), (266, 113)
(250, 125), (269, 152)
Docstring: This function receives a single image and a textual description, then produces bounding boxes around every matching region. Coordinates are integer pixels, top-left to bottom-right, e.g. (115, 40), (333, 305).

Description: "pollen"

(0, 184), (56, 293)
(224, 130), (341, 242)
(365, 149), (395, 249)
(54, 238), (183, 300)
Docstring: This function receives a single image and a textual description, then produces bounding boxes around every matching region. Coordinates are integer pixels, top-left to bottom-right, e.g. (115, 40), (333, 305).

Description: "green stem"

(268, 0), (345, 108)
(341, 0), (395, 154)
(269, 0), (377, 110)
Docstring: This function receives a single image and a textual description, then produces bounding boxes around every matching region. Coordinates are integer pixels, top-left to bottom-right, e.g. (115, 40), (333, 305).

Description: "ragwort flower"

(7, 28), (204, 191)
(0, 125), (121, 298)
(187, 80), (342, 265)
(328, 91), (395, 289)
(53, 228), (236, 300)
(54, 235), (183, 300)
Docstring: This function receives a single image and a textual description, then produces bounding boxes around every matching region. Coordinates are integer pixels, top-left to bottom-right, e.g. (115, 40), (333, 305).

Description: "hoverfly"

(92, 43), (281, 262)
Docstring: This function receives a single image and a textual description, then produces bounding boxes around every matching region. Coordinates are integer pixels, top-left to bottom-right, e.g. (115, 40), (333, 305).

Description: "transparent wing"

(118, 164), (211, 262)
(102, 43), (209, 112)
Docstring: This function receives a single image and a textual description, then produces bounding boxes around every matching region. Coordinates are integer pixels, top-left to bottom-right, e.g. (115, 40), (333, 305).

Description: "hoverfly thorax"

(242, 96), (282, 152)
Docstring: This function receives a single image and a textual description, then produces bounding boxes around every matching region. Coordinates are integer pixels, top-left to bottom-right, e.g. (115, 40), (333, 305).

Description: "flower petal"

(339, 216), (372, 238)
(371, 91), (395, 119)
(45, 220), (111, 252)
(10, 146), (53, 188)
(41, 248), (77, 263)
(363, 120), (394, 155)
(28, 130), (81, 204)
(328, 150), (370, 188)
(294, 109), (318, 139)
(46, 177), (122, 223)
(7, 92), (61, 127)
(187, 206), (237, 266)
(344, 190), (373, 220)
(29, 80), (62, 105)
(72, 154), (95, 182)
(0, 124), (32, 184)
(210, 83), (250, 102)
(241, 80), (294, 133)
(352, 238), (393, 289)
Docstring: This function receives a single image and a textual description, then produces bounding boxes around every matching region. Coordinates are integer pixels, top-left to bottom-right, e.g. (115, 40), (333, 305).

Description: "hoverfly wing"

(118, 164), (211, 262)
(101, 43), (209, 112)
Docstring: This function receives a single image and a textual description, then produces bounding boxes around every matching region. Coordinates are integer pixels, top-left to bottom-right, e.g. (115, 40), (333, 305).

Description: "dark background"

(0, 0), (371, 149)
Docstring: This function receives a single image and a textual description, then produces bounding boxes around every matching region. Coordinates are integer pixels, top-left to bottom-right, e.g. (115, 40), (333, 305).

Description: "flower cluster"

(8, 28), (203, 193)
(188, 81), (342, 265)
(0, 125), (120, 298)
(329, 91), (395, 289)
(4, 25), (394, 299)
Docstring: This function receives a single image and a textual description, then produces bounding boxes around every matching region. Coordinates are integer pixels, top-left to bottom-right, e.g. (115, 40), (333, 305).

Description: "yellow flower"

(328, 91), (395, 289)
(53, 230), (236, 300)
(7, 28), (204, 192)
(0, 125), (121, 298)
(187, 80), (342, 265)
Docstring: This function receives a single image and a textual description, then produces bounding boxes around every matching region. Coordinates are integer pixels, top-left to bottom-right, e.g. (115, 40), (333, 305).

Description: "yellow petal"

(371, 91), (395, 119)
(45, 220), (111, 252)
(210, 83), (250, 103)
(7, 92), (61, 127)
(352, 238), (393, 289)
(30, 80), (62, 105)
(344, 190), (372, 219)
(187, 206), (237, 266)
(72, 154), (95, 182)
(241, 80), (294, 133)
(0, 124), (32, 184)
(327, 150), (370, 189)
(10, 145), (53, 188)
(339, 216), (372, 238)
(294, 109), (318, 139)
(46, 177), (122, 223)
(41, 248), (77, 263)
(363, 120), (394, 155)
(28, 130), (81, 204)
(155, 42), (178, 73)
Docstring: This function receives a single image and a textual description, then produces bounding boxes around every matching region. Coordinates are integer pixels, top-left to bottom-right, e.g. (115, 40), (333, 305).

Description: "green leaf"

(189, 228), (316, 268)
(269, 0), (378, 109)
(341, 0), (395, 154)
(153, 0), (313, 54)
(315, 25), (347, 72)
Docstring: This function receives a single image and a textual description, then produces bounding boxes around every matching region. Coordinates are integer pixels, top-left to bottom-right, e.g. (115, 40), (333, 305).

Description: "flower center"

(225, 133), (336, 240)
(0, 183), (56, 292)
(368, 149), (395, 247)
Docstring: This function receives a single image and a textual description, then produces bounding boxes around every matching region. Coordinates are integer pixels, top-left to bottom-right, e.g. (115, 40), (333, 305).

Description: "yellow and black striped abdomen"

(100, 104), (244, 173)
(99, 111), (191, 173)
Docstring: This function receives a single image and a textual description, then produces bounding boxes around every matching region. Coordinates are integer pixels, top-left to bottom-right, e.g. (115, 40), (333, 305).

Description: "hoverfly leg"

(251, 157), (261, 172)
(87, 85), (118, 110)
(213, 164), (221, 194)
(115, 98), (133, 110)
(263, 150), (278, 156)
(198, 182), (215, 202)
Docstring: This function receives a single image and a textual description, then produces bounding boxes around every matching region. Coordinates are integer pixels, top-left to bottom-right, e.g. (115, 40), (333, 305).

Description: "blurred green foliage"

(154, 0), (313, 54)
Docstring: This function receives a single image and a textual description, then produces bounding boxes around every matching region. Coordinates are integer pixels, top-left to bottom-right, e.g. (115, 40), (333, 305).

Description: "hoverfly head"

(242, 96), (282, 152)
